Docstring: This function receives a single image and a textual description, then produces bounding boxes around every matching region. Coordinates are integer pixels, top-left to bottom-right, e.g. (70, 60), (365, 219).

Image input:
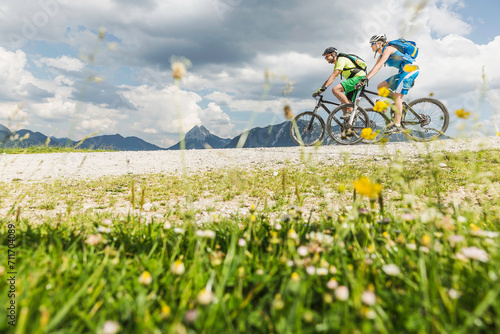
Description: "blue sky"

(0, 0), (499, 147)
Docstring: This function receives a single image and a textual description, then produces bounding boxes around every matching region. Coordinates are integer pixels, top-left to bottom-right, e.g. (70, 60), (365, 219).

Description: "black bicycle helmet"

(369, 34), (387, 44)
(322, 47), (338, 56)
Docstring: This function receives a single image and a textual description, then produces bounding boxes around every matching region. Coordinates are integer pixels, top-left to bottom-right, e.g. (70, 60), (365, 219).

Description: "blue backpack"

(387, 38), (418, 62)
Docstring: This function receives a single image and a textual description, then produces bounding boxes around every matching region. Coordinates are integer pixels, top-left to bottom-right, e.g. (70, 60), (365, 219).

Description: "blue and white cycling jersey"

(381, 46), (419, 95)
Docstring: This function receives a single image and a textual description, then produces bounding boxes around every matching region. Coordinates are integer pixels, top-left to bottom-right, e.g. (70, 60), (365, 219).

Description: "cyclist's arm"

(322, 69), (342, 89)
(366, 46), (396, 80)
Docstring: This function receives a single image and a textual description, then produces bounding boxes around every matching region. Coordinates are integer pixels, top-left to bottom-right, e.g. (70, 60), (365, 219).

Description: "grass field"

(1, 146), (500, 333)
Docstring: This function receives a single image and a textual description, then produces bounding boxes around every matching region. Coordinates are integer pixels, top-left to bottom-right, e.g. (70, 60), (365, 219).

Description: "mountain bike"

(328, 85), (450, 144)
(289, 95), (370, 146)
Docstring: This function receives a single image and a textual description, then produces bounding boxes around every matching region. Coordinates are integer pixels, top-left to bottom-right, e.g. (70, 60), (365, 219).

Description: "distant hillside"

(168, 125), (231, 150)
(0, 125), (164, 151)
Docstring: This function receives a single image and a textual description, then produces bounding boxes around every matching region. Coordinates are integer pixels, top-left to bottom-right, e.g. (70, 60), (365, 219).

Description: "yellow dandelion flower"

(361, 128), (377, 140)
(496, 132), (500, 136)
(455, 109), (471, 119)
(291, 272), (300, 281)
(420, 235), (431, 247)
(403, 64), (418, 72)
(378, 87), (391, 97)
(373, 100), (390, 112)
(470, 223), (480, 231)
(353, 177), (382, 198)
(250, 214), (256, 222)
(161, 305), (171, 318)
(283, 105), (294, 120)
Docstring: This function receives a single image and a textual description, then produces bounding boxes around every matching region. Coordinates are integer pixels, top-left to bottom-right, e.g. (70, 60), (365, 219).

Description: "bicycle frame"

(304, 96), (341, 130)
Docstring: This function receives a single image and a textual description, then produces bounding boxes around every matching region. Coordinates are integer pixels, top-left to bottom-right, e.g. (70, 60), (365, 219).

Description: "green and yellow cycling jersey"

(334, 56), (366, 79)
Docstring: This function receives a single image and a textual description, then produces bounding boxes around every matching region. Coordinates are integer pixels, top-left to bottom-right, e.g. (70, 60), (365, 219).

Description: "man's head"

(322, 47), (337, 63)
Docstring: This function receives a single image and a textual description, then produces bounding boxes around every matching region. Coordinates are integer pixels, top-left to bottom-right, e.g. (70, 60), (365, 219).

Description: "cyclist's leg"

(393, 69), (419, 125)
(332, 83), (351, 114)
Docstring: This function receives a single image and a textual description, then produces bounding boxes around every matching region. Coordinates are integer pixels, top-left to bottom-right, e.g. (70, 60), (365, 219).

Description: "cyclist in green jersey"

(313, 47), (367, 119)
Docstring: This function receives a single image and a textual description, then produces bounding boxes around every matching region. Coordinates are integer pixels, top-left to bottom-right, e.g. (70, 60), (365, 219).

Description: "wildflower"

(470, 230), (500, 238)
(361, 128), (378, 140)
(403, 64), (418, 72)
(378, 86), (391, 97)
(353, 177), (382, 199)
(361, 290), (376, 306)
(97, 226), (112, 234)
(402, 212), (414, 221)
(163, 222), (172, 230)
(297, 246), (308, 256)
(326, 279), (338, 290)
(174, 228), (184, 234)
(291, 272), (300, 282)
(273, 294), (285, 310)
(197, 288), (214, 305)
(283, 105), (294, 119)
(460, 246), (489, 262)
(288, 229), (298, 240)
(373, 99), (390, 112)
(406, 243), (417, 251)
(0, 266), (5, 276)
(256, 269), (264, 275)
(161, 305), (171, 318)
(184, 309), (198, 323)
(455, 108), (471, 119)
(448, 235), (464, 247)
(238, 238), (247, 247)
(329, 265), (337, 274)
(196, 230), (216, 239)
(335, 286), (349, 301)
(103, 218), (113, 226)
(171, 57), (191, 80)
(102, 321), (120, 334)
(171, 259), (185, 275)
(250, 214), (256, 223)
(142, 202), (153, 211)
(138, 271), (153, 285)
(420, 235), (431, 247)
(316, 268), (328, 276)
(306, 266), (316, 275)
(448, 288), (460, 300)
(85, 234), (104, 246)
(382, 264), (401, 276)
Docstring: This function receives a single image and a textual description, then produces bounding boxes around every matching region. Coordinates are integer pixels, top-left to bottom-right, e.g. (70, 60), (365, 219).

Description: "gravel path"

(1, 137), (500, 182)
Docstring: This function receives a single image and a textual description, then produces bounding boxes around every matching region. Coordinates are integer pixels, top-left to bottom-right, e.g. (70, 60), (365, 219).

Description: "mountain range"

(1, 122), (441, 151)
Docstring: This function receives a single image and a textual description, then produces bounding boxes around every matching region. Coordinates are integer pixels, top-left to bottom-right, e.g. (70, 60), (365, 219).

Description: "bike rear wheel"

(326, 103), (370, 145)
(290, 111), (325, 146)
(402, 98), (449, 142)
(362, 108), (391, 144)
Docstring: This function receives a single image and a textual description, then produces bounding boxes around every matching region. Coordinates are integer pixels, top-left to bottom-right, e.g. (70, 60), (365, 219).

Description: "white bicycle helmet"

(369, 34), (387, 44)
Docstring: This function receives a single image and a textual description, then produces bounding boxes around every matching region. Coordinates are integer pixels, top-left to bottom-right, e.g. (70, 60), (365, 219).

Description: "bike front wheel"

(362, 108), (391, 144)
(326, 103), (370, 145)
(402, 98), (450, 142)
(290, 111), (325, 146)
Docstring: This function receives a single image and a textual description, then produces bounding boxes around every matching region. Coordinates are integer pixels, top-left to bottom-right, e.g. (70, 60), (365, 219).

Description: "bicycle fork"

(346, 96), (362, 125)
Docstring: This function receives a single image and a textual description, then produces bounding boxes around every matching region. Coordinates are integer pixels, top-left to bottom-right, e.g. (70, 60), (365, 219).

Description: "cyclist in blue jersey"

(364, 34), (420, 134)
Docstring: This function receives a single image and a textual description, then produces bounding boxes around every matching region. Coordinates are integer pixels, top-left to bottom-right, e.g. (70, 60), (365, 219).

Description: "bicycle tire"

(402, 98), (449, 142)
(290, 111), (325, 146)
(362, 108), (391, 144)
(326, 103), (370, 145)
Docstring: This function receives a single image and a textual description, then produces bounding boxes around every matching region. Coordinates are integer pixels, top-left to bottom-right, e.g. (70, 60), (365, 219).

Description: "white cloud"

(38, 55), (85, 72)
